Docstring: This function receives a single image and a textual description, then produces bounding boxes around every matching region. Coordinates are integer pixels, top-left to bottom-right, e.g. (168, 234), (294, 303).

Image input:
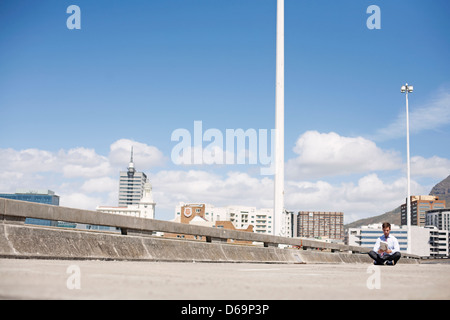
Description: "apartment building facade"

(401, 195), (446, 227)
(174, 203), (293, 236)
(295, 211), (344, 241)
(425, 208), (450, 257)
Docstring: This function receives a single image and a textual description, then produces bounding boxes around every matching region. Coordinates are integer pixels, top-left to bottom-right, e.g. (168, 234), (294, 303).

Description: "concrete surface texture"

(0, 223), (420, 264)
(0, 197), (375, 255)
(0, 259), (449, 300)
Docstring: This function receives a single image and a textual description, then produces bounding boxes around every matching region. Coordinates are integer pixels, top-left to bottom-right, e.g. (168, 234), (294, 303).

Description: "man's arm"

(391, 237), (400, 254)
(373, 238), (381, 253)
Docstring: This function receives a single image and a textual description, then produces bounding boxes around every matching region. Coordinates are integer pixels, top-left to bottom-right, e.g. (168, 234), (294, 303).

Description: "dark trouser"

(368, 250), (401, 265)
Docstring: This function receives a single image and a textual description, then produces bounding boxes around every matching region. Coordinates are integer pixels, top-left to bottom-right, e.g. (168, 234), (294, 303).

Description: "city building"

(426, 208), (450, 231)
(410, 226), (432, 257)
(168, 203), (254, 243)
(174, 203), (216, 224)
(173, 203), (292, 236)
(347, 223), (431, 257)
(425, 208), (450, 258)
(286, 210), (296, 238)
(426, 226), (449, 257)
(0, 189), (108, 230)
(226, 206), (272, 234)
(295, 211), (344, 242)
(118, 148), (149, 206)
(280, 210), (294, 238)
(0, 189), (60, 226)
(97, 181), (156, 219)
(0, 189), (60, 206)
(401, 195), (446, 227)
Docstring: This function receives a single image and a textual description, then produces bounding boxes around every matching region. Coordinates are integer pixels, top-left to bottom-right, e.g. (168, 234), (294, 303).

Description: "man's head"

(382, 222), (391, 238)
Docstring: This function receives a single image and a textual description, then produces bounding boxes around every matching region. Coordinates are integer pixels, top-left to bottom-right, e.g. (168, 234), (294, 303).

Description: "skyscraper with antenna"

(118, 147), (149, 206)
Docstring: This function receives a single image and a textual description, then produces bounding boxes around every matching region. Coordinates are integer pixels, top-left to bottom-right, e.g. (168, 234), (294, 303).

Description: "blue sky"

(1, 0), (449, 223)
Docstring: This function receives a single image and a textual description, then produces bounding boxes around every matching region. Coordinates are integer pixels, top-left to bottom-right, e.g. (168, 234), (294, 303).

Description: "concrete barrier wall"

(0, 223), (418, 264)
(0, 198), (363, 251)
(0, 223), (294, 263)
(0, 198), (419, 264)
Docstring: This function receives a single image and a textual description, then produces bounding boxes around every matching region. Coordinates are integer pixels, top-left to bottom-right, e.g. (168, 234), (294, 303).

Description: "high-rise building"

(426, 208), (450, 231)
(401, 195), (446, 227)
(425, 208), (450, 257)
(295, 211), (344, 241)
(0, 189), (59, 226)
(118, 147), (148, 206)
(100, 147), (155, 219)
(426, 226), (449, 257)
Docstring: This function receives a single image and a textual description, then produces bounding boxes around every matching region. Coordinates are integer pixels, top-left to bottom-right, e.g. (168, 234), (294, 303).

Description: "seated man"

(368, 222), (401, 265)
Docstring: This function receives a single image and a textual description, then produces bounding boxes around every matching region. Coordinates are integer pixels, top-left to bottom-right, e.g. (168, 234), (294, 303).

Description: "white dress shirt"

(373, 234), (400, 255)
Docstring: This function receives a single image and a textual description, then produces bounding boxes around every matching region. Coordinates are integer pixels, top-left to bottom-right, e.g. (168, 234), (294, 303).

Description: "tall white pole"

(274, 0), (285, 236)
(405, 88), (411, 254)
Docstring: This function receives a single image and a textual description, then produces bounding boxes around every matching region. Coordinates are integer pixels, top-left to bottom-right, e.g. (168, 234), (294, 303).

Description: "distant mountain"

(345, 174), (450, 229)
(429, 175), (450, 208)
(345, 206), (401, 230)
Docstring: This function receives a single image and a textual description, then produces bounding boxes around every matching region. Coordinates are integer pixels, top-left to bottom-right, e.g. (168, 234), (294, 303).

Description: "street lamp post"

(274, 0), (285, 237)
(401, 83), (413, 253)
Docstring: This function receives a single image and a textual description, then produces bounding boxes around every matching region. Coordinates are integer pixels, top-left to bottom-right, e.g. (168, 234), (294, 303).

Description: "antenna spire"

(130, 146), (134, 163)
(127, 146), (135, 175)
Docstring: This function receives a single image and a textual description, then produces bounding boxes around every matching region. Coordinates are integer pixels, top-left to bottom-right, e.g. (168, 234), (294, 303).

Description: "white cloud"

(285, 174), (428, 223)
(152, 170), (273, 213)
(286, 131), (402, 179)
(0, 140), (164, 178)
(81, 177), (117, 193)
(375, 86), (450, 140)
(58, 148), (106, 166)
(0, 134), (446, 223)
(59, 192), (104, 211)
(170, 145), (236, 166)
(0, 147), (113, 178)
(411, 155), (450, 179)
(109, 139), (166, 170)
(0, 148), (57, 173)
(0, 140), (165, 210)
(151, 169), (433, 223)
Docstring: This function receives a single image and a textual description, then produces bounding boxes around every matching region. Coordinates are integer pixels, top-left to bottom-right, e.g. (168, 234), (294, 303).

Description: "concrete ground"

(0, 258), (449, 300)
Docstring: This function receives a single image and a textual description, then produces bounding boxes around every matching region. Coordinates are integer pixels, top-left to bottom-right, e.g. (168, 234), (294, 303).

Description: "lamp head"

(401, 85), (406, 93)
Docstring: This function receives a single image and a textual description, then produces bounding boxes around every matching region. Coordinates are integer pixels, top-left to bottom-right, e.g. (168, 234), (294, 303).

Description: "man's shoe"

(385, 261), (393, 266)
